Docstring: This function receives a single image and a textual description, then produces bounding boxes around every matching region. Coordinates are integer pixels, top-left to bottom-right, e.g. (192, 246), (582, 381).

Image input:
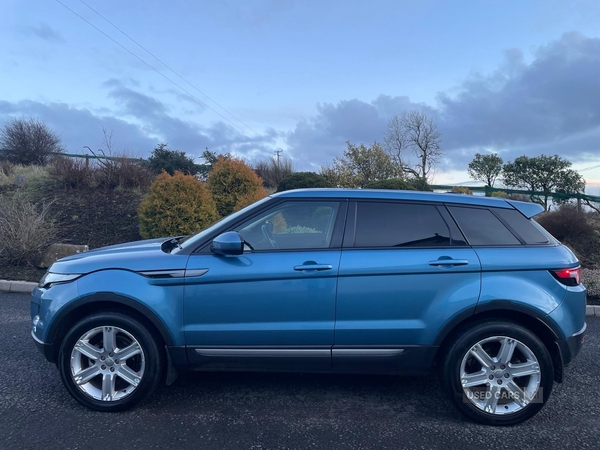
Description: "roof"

(271, 188), (544, 217)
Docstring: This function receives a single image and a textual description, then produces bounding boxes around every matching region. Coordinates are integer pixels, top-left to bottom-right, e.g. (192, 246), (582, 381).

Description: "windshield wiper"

(161, 236), (186, 253)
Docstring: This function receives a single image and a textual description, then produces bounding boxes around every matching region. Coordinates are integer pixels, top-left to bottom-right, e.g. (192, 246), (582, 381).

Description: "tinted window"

(448, 206), (520, 246)
(493, 208), (550, 245)
(237, 201), (339, 250)
(354, 202), (450, 247)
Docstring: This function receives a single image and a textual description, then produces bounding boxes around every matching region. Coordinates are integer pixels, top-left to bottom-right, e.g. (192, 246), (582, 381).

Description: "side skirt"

(184, 346), (438, 375)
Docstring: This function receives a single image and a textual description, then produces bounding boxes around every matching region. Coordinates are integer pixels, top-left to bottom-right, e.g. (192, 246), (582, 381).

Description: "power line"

(54, 0), (255, 137)
(578, 164), (600, 172)
(76, 0), (261, 137)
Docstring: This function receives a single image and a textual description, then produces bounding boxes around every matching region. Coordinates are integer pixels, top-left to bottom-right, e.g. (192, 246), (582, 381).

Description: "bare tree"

(0, 117), (63, 165)
(254, 156), (294, 189)
(383, 115), (405, 167)
(383, 111), (442, 181)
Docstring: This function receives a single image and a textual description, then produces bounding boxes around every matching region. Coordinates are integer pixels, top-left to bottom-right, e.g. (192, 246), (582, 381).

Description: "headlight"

(38, 272), (82, 289)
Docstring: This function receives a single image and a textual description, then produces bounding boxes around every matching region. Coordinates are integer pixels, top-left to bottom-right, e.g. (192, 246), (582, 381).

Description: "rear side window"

(493, 208), (550, 245)
(448, 206), (520, 246)
(354, 202), (450, 247)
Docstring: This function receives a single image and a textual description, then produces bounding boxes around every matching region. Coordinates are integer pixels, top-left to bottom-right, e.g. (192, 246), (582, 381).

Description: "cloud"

(5, 32), (600, 174)
(287, 95), (436, 170)
(287, 32), (600, 171)
(101, 80), (279, 158)
(26, 23), (65, 43)
(0, 82), (279, 161)
(105, 79), (168, 121)
(0, 100), (155, 156)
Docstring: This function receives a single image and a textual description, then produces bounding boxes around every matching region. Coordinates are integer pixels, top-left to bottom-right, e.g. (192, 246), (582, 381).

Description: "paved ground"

(1, 292), (598, 450)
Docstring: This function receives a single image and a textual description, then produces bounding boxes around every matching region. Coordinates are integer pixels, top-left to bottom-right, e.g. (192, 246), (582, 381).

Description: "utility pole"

(274, 149), (283, 168)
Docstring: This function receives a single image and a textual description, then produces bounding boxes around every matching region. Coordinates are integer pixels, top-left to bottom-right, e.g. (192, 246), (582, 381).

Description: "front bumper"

(31, 330), (56, 363)
(557, 322), (586, 367)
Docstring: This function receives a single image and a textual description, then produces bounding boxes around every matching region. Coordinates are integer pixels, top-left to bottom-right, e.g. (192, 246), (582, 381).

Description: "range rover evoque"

(31, 189), (586, 425)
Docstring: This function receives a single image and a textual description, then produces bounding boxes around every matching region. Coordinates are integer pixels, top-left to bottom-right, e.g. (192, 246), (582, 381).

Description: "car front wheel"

(440, 320), (554, 426)
(58, 312), (164, 411)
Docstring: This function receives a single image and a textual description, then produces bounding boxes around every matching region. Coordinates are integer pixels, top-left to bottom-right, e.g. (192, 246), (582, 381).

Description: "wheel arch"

(434, 303), (565, 383)
(47, 292), (175, 363)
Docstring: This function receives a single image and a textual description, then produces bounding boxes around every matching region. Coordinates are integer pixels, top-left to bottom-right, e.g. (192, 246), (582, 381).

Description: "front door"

(184, 200), (346, 371)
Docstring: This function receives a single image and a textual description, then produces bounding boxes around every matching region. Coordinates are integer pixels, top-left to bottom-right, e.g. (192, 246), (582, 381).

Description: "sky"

(2, 0), (600, 190)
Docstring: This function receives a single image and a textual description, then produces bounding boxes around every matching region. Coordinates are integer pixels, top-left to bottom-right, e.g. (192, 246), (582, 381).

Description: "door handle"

(294, 264), (333, 272)
(428, 259), (469, 266)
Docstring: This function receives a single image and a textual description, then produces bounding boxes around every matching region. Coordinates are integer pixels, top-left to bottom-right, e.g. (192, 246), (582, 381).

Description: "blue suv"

(31, 189), (586, 425)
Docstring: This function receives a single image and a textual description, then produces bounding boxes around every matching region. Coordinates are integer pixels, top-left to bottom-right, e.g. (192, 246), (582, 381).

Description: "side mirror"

(210, 231), (244, 256)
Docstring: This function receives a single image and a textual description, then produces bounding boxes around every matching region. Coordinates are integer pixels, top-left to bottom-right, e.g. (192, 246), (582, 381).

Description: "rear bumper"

(557, 322), (586, 366)
(32, 330), (55, 363)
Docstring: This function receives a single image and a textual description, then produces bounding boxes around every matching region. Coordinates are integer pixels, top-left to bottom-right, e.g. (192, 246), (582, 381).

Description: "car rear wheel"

(440, 320), (554, 426)
(58, 312), (164, 411)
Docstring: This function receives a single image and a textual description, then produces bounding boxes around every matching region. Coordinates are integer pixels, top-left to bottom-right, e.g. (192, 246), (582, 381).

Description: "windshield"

(176, 196), (273, 251)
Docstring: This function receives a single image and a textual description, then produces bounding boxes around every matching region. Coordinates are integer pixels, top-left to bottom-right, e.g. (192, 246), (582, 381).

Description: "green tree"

(195, 148), (220, 179)
(503, 154), (585, 210)
(467, 153), (503, 187)
(0, 117), (63, 165)
(277, 172), (333, 192)
(138, 171), (219, 238)
(147, 143), (199, 175)
(323, 141), (401, 188)
(207, 157), (266, 217)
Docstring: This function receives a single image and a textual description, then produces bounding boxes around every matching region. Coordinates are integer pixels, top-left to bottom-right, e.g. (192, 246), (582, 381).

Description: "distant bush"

(581, 268), (600, 298)
(0, 117), (63, 166)
(406, 177), (431, 191)
(207, 157), (266, 217)
(138, 171), (219, 239)
(49, 156), (97, 189)
(0, 191), (56, 265)
(49, 155), (153, 191)
(451, 186), (473, 195)
(103, 157), (153, 191)
(255, 156), (294, 189)
(490, 191), (509, 198)
(277, 172), (333, 192)
(366, 178), (416, 190)
(537, 205), (600, 268)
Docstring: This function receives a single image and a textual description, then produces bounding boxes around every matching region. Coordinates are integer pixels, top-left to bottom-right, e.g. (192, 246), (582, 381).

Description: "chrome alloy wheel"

(460, 336), (541, 415)
(70, 326), (146, 402)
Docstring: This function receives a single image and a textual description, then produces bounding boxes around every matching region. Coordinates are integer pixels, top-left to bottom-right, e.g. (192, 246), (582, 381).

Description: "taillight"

(551, 267), (581, 286)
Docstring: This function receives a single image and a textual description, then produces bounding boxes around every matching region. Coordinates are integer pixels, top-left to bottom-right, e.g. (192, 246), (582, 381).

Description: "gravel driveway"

(1, 291), (598, 450)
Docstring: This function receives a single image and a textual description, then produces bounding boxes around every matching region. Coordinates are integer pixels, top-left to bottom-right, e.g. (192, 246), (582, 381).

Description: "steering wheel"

(261, 222), (279, 249)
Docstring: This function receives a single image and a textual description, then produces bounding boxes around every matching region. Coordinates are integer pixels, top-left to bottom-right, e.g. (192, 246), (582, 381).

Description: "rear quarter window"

(448, 206), (520, 246)
(492, 208), (552, 245)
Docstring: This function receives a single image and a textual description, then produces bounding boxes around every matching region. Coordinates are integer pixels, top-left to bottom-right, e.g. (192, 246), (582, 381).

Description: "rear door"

(333, 200), (481, 373)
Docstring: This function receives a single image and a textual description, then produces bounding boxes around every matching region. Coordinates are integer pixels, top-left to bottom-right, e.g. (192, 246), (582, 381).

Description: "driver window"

(236, 201), (340, 251)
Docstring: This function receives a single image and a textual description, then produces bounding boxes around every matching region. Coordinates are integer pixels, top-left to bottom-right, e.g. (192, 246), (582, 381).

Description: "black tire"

(440, 320), (554, 426)
(58, 312), (164, 412)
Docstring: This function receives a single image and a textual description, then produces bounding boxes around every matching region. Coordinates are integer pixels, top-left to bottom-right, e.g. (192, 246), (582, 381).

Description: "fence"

(0, 149), (144, 163)
(429, 185), (600, 204)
